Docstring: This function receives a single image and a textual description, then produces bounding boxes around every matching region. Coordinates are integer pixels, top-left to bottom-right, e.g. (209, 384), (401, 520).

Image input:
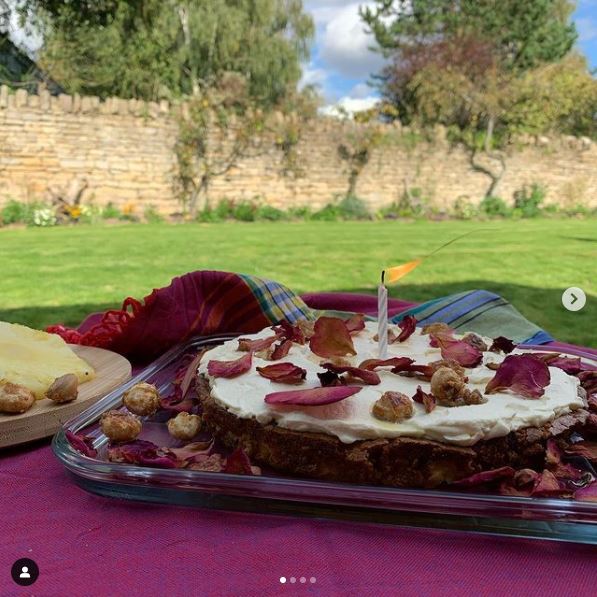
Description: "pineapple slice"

(0, 322), (95, 399)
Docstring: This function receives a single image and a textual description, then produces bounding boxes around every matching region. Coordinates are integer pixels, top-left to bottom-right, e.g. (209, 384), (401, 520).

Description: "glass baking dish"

(52, 335), (597, 545)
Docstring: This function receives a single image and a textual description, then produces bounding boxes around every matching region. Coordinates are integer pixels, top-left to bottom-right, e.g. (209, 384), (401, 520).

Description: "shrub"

(337, 194), (371, 220)
(287, 205), (312, 219)
(195, 206), (222, 222)
(451, 197), (479, 220)
(513, 183), (545, 218)
(32, 206), (57, 227)
(255, 205), (288, 221)
(479, 195), (511, 217)
(144, 204), (164, 223)
(1, 199), (29, 225)
(232, 200), (258, 222)
(310, 203), (342, 221)
(213, 199), (235, 220)
(102, 202), (122, 219)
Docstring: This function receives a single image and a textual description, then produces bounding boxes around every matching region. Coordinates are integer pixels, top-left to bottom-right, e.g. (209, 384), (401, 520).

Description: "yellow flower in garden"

(68, 206), (82, 219)
(122, 202), (136, 215)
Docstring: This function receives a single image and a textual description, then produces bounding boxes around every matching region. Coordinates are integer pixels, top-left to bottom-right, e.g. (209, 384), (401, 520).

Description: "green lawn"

(1, 219), (595, 347)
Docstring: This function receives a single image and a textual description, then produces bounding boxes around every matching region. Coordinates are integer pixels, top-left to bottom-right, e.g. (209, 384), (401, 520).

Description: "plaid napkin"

(48, 270), (551, 362)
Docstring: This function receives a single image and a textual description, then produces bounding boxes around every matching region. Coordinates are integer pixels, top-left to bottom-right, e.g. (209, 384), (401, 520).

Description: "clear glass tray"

(53, 336), (597, 544)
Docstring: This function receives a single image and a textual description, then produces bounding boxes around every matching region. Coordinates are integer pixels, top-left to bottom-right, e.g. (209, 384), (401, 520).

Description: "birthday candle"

(377, 279), (388, 359)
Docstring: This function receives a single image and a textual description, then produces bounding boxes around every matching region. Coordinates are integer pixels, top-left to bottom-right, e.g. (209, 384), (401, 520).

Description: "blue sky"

(303, 0), (597, 109)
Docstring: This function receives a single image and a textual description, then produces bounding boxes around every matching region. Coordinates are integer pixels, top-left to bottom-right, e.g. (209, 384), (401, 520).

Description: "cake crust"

(197, 376), (588, 488)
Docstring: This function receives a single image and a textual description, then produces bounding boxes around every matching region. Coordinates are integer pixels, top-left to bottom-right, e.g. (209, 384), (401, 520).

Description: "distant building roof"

(0, 33), (64, 94)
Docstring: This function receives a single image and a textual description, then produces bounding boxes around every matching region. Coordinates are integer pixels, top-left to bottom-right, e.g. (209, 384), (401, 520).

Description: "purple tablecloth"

(1, 292), (596, 595)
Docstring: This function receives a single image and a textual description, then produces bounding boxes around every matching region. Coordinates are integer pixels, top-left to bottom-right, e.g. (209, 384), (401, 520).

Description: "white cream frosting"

(198, 323), (584, 446)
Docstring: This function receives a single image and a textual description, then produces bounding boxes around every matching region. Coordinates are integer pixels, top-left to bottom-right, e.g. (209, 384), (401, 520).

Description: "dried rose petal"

(272, 320), (306, 344)
(257, 363), (307, 385)
(397, 315), (417, 342)
(489, 336), (516, 354)
(309, 316), (356, 358)
(237, 335), (279, 353)
(265, 385), (362, 406)
(545, 439), (584, 481)
(531, 470), (569, 497)
(359, 357), (415, 371)
(180, 351), (205, 399)
(412, 386), (436, 413)
(188, 453), (225, 472)
(574, 483), (597, 502)
(484, 354), (551, 399)
(317, 371), (345, 387)
(107, 440), (178, 469)
(531, 353), (583, 375)
(344, 313), (366, 334)
(320, 363), (380, 385)
(207, 352), (252, 378)
(578, 371), (597, 395)
(169, 441), (214, 466)
(462, 333), (488, 352)
(224, 447), (255, 475)
(431, 333), (483, 368)
(160, 386), (195, 414)
(451, 466), (515, 488)
(271, 339), (293, 360)
(65, 431), (97, 458)
(566, 441), (597, 463)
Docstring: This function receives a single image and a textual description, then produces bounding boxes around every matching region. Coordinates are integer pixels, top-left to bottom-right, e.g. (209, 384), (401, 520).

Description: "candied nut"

(429, 359), (466, 380)
(372, 391), (414, 423)
(462, 333), (488, 352)
(123, 382), (161, 416)
(100, 410), (142, 442)
(421, 322), (452, 335)
(45, 373), (79, 403)
(430, 367), (487, 407)
(167, 412), (202, 440)
(0, 380), (35, 414)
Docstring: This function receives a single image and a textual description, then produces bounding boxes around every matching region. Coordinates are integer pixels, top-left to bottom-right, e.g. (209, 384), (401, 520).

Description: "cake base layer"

(197, 376), (588, 488)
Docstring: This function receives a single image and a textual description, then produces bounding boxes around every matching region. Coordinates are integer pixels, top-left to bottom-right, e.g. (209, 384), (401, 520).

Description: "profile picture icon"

(11, 558), (39, 586)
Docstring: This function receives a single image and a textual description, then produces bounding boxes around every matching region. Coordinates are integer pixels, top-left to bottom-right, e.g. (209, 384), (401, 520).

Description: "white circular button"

(562, 287), (586, 312)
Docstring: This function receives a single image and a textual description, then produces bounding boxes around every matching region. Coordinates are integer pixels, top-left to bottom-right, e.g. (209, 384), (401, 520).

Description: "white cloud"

(349, 82), (373, 99)
(318, 2), (386, 80)
(319, 95), (380, 119)
(299, 64), (328, 90)
(576, 17), (597, 42)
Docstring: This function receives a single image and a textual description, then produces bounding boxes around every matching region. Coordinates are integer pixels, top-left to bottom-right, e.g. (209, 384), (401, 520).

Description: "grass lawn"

(1, 219), (595, 347)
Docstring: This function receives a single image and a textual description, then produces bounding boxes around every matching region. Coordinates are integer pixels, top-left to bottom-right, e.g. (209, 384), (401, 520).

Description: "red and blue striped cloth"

(48, 270), (553, 363)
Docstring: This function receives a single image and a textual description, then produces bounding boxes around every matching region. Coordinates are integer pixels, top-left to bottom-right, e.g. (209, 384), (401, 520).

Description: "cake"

(196, 317), (589, 488)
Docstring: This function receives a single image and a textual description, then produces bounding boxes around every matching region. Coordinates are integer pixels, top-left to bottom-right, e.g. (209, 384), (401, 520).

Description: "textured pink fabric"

(1, 292), (596, 595)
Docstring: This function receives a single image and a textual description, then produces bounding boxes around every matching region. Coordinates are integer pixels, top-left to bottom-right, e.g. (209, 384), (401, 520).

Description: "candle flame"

(383, 259), (422, 285)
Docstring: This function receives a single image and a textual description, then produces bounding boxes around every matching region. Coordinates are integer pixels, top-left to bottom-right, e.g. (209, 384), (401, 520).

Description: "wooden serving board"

(0, 345), (131, 448)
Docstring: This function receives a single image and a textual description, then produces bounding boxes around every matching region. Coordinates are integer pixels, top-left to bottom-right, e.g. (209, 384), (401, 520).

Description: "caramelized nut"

(430, 367), (487, 407)
(123, 382), (161, 416)
(0, 380), (35, 414)
(372, 391), (414, 422)
(45, 373), (79, 403)
(100, 410), (142, 442)
(167, 412), (202, 440)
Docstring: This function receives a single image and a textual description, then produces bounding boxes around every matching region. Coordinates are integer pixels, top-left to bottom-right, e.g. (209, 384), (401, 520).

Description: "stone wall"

(1, 87), (595, 214)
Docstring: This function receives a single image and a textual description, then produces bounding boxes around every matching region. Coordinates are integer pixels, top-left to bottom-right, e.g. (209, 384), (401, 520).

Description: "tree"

(14, 0), (314, 104)
(360, 0), (583, 198)
(361, 0), (577, 74)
